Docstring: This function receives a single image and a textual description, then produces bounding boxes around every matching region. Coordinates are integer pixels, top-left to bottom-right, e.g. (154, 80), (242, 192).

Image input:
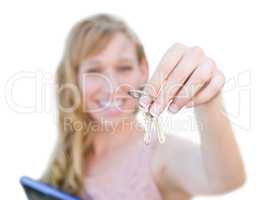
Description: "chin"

(91, 111), (135, 128)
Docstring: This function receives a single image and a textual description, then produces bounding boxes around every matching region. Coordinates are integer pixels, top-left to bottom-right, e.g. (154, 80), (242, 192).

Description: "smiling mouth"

(97, 99), (126, 109)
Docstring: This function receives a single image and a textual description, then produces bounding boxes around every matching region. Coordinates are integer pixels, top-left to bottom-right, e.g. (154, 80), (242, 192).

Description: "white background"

(0, 0), (255, 199)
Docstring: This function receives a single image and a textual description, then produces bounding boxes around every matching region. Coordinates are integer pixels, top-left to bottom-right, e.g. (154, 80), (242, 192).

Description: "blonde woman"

(41, 14), (245, 200)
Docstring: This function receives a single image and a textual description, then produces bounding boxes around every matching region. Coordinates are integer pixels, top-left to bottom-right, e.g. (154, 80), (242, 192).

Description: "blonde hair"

(41, 13), (147, 196)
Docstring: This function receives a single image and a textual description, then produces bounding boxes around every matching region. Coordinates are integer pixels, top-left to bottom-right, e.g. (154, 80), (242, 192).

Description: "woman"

(41, 14), (246, 200)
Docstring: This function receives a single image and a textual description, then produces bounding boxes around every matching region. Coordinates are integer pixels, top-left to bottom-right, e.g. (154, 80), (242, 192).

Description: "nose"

(105, 70), (128, 98)
(110, 77), (125, 98)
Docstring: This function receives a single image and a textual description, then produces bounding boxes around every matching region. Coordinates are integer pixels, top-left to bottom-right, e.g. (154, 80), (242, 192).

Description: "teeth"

(114, 99), (122, 107)
(98, 99), (123, 108)
(98, 100), (110, 108)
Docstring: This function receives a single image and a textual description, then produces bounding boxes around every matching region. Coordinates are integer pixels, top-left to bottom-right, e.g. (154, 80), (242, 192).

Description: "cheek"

(81, 79), (102, 103)
(83, 82), (98, 96)
(80, 76), (112, 100)
(126, 72), (144, 88)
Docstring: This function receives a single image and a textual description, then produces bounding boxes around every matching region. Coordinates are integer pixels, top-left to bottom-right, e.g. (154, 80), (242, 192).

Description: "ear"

(139, 58), (149, 83)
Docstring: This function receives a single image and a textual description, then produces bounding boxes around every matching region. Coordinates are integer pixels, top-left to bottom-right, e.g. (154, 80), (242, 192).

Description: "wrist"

(194, 92), (224, 113)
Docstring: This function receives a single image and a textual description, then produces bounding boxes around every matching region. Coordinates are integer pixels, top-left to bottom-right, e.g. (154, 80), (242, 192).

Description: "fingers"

(138, 43), (186, 111)
(138, 42), (224, 116)
(168, 57), (216, 113)
(185, 70), (225, 108)
(148, 46), (205, 117)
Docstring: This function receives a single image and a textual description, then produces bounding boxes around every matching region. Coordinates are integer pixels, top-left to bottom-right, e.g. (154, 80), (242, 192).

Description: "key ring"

(127, 87), (155, 118)
(127, 87), (166, 144)
(127, 86), (155, 101)
(127, 89), (149, 100)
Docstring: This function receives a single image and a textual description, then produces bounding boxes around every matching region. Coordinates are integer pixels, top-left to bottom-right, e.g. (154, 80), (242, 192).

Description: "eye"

(117, 65), (133, 72)
(86, 67), (102, 73)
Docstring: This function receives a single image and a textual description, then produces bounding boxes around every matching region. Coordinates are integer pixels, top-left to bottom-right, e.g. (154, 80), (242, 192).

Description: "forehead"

(84, 33), (137, 64)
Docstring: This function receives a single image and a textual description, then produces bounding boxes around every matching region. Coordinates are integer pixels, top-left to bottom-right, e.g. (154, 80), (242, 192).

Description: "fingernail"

(149, 103), (162, 117)
(168, 104), (179, 113)
(139, 96), (151, 111)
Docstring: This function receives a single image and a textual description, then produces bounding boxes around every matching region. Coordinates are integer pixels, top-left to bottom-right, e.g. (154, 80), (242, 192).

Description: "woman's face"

(78, 33), (148, 125)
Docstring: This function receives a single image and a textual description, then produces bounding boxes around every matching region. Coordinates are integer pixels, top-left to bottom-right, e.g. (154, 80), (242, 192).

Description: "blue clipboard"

(20, 176), (81, 200)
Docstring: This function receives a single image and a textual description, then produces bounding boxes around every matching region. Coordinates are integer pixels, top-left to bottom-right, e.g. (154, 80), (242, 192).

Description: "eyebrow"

(84, 57), (135, 65)
(83, 60), (101, 66)
(117, 58), (135, 63)
(112, 57), (138, 66)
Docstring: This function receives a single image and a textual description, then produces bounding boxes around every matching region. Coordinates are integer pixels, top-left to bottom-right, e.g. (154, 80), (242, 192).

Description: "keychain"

(128, 88), (166, 144)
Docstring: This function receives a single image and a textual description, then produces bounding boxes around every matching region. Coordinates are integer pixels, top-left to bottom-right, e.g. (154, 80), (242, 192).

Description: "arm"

(193, 93), (245, 192)
(154, 95), (245, 196)
(139, 43), (246, 196)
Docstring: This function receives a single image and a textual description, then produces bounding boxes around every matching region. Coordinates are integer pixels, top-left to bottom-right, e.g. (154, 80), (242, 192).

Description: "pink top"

(82, 138), (162, 200)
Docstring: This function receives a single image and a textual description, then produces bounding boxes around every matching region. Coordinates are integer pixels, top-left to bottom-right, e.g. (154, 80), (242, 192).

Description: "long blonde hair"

(41, 13), (147, 196)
